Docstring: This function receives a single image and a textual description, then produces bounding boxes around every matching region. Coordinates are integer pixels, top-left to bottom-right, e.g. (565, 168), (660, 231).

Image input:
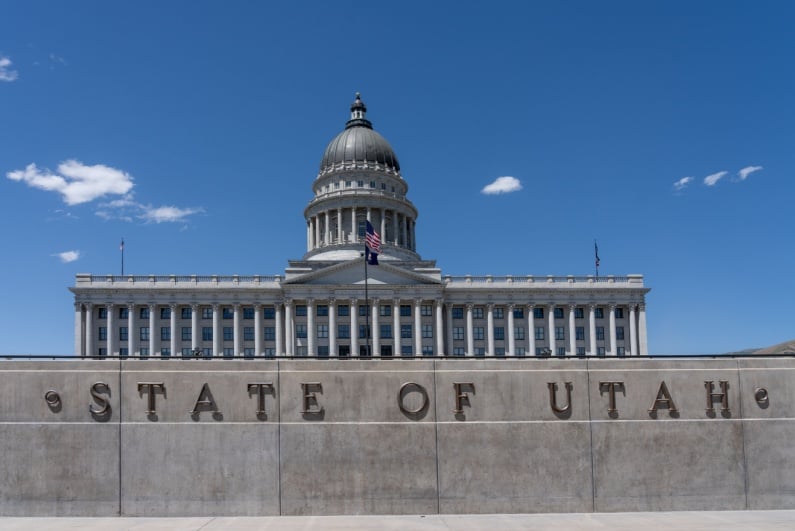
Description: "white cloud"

(0, 56), (18, 81)
(481, 176), (522, 195)
(737, 165), (763, 181)
(703, 171), (728, 187)
(7, 160), (134, 205)
(673, 176), (693, 192)
(55, 250), (80, 263)
(140, 205), (203, 223)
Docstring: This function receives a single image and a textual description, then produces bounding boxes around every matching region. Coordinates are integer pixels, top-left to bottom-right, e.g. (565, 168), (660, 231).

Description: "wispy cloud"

(673, 176), (693, 192)
(54, 250), (80, 263)
(0, 55), (19, 81)
(737, 165), (763, 181)
(703, 171), (728, 187)
(141, 205), (203, 224)
(7, 160), (134, 205)
(96, 194), (203, 224)
(481, 176), (522, 195)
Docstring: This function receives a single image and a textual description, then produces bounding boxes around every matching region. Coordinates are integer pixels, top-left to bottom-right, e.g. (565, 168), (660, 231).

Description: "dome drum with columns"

(70, 93), (651, 359)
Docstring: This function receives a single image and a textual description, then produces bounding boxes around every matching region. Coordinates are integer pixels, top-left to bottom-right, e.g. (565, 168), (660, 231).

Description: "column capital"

(436, 299), (444, 308)
(638, 302), (646, 311)
(371, 297), (380, 305)
(486, 302), (494, 310)
(608, 302), (617, 310)
(233, 303), (241, 310)
(169, 303), (177, 310)
(306, 298), (315, 306)
(148, 302), (156, 311)
(284, 299), (293, 307)
(526, 303), (534, 310)
(588, 302), (598, 310)
(414, 298), (422, 306)
(191, 303), (200, 311)
(547, 302), (556, 310)
(506, 303), (515, 311)
(466, 303), (474, 310)
(568, 303), (577, 311)
(393, 297), (401, 306)
(84, 302), (94, 310)
(254, 303), (263, 310)
(350, 298), (358, 306)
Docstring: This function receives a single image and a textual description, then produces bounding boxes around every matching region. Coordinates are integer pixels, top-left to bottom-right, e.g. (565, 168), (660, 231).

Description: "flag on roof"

(365, 221), (381, 265)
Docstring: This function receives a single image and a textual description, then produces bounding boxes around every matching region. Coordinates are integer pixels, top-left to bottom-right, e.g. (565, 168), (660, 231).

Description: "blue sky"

(1, 1), (793, 355)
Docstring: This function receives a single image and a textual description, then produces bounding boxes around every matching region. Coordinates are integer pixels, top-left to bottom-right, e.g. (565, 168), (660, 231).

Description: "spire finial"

(346, 92), (371, 129)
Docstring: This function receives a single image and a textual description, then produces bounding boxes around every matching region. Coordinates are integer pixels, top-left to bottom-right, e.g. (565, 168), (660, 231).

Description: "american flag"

(365, 220), (381, 264)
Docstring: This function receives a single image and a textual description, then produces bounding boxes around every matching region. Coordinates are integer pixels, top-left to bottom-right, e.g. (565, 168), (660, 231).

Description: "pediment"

(283, 259), (441, 286)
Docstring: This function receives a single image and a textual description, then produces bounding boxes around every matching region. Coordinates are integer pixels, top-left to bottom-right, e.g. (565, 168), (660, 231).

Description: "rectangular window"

(316, 305), (328, 316)
(160, 307), (170, 320)
(495, 347), (505, 356)
(338, 305), (349, 317)
(181, 307), (191, 319)
(264, 348), (276, 357)
(453, 347), (465, 356)
(421, 304), (432, 317)
(264, 307), (275, 319)
(617, 347), (626, 356)
(576, 327), (585, 341)
(535, 327), (545, 340)
(119, 327), (128, 341)
(339, 345), (350, 357)
(380, 324), (392, 339)
(369, 180), (376, 188)
(516, 347), (526, 356)
(555, 326), (565, 340)
(357, 180), (364, 187)
(318, 345), (329, 357)
(295, 324), (307, 339)
(401, 324), (412, 338)
(181, 327), (191, 341)
(577, 347), (586, 356)
(494, 307), (504, 319)
(264, 327), (275, 341)
(358, 304), (369, 317)
(346, 181), (351, 188)
(596, 327), (605, 340)
(595, 307), (604, 319)
(575, 307), (584, 319)
(494, 327), (505, 340)
(597, 346), (606, 356)
(615, 308), (624, 319)
(514, 327), (525, 340)
(380, 305), (391, 317)
(473, 327), (484, 340)
(202, 307), (212, 319)
(120, 347), (129, 357)
(244, 348), (255, 358)
(98, 327), (107, 341)
(98, 308), (107, 319)
(161, 327), (170, 341)
(422, 345), (433, 356)
(513, 307), (524, 319)
(616, 326), (625, 340)
(140, 347), (149, 357)
(295, 305), (307, 317)
(223, 308), (234, 319)
(243, 327), (254, 341)
(557, 347), (566, 356)
(222, 327), (233, 341)
(400, 305), (411, 317)
(453, 327), (465, 340)
(535, 347), (544, 356)
(452, 307), (464, 319)
(139, 307), (150, 320)
(359, 345), (371, 357)
(401, 345), (413, 356)
(317, 325), (328, 339)
(422, 324), (433, 338)
(202, 327), (212, 341)
(119, 307), (129, 319)
(243, 307), (255, 319)
(358, 325), (370, 339)
(338, 324), (350, 339)
(533, 307), (544, 319)
(473, 307), (484, 319)
(160, 348), (170, 358)
(381, 183), (386, 190)
(202, 348), (211, 358)
(223, 347), (234, 358)
(380, 345), (392, 357)
(475, 347), (485, 357)
(140, 327), (150, 341)
(554, 308), (564, 319)
(181, 348), (192, 358)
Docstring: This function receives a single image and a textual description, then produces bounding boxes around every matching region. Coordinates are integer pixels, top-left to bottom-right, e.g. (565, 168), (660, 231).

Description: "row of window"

(450, 307), (625, 320)
(318, 180), (398, 194)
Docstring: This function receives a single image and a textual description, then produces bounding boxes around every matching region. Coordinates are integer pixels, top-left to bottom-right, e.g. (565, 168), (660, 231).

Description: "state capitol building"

(70, 94), (650, 359)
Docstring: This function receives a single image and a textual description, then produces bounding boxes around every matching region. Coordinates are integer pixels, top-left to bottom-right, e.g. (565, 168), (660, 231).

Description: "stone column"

(307, 299), (315, 356)
(435, 299), (444, 356)
(315, 216), (321, 248)
(85, 303), (94, 357)
(380, 209), (386, 245)
(411, 219), (416, 250)
(107, 303), (115, 357)
(255, 304), (263, 356)
(507, 304), (515, 356)
(638, 303), (648, 356)
(169, 303), (177, 357)
(127, 303), (136, 357)
(350, 299), (358, 356)
(275, 302), (284, 356)
(307, 220), (312, 250)
(366, 207), (371, 222)
(233, 303), (242, 356)
(466, 303), (474, 356)
(568, 304), (576, 356)
(588, 304), (597, 356)
(212, 304), (220, 357)
(148, 303), (156, 357)
(393, 298), (401, 355)
(608, 303), (617, 356)
(191, 303), (199, 353)
(548, 304), (556, 356)
(402, 216), (408, 247)
(393, 211), (399, 245)
(74, 303), (83, 356)
(284, 300), (293, 357)
(486, 303), (495, 356)
(629, 304), (638, 357)
(351, 208), (357, 243)
(337, 208), (343, 243)
(445, 303), (454, 357)
(414, 299), (422, 356)
(526, 304), (535, 356)
(371, 299), (380, 356)
(329, 298), (337, 357)
(324, 212), (330, 245)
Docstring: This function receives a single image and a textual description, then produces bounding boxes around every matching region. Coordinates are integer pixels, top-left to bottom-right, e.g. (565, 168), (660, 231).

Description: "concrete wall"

(0, 358), (792, 516)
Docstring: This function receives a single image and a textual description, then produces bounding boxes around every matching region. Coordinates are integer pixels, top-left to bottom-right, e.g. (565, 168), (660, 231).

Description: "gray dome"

(318, 94), (400, 175)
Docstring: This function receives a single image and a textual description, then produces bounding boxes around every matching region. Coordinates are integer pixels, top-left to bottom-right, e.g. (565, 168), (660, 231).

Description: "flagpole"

(594, 239), (599, 278)
(121, 238), (125, 276)
(364, 242), (370, 358)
